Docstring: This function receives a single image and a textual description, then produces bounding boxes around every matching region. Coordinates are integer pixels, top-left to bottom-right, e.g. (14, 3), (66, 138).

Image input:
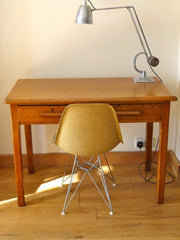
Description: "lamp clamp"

(133, 52), (157, 83)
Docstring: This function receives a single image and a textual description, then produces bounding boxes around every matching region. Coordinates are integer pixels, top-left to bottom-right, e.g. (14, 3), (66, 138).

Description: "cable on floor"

(138, 138), (175, 184)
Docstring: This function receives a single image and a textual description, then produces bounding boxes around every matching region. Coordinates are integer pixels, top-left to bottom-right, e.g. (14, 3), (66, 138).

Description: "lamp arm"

(87, 0), (96, 10)
(127, 7), (152, 58)
(88, 1), (152, 58)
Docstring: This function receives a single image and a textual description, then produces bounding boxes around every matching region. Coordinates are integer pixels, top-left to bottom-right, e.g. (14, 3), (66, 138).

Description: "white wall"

(0, 0), (180, 157)
(173, 33), (180, 159)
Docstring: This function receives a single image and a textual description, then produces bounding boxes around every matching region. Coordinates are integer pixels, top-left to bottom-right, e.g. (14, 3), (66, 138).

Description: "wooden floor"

(0, 159), (180, 240)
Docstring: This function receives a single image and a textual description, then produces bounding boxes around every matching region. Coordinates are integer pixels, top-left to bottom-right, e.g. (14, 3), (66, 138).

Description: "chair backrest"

(54, 103), (123, 156)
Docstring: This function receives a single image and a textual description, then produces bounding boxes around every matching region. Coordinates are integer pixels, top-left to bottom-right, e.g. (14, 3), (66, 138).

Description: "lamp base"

(133, 77), (155, 83)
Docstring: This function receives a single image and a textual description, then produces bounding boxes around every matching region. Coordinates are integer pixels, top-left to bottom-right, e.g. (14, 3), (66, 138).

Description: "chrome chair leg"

(61, 155), (89, 215)
(98, 155), (113, 215)
(80, 156), (114, 215)
(61, 155), (78, 215)
(60, 154), (72, 187)
(103, 154), (116, 186)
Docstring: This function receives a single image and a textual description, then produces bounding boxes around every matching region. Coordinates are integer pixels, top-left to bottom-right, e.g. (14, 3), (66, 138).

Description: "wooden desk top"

(4, 77), (177, 105)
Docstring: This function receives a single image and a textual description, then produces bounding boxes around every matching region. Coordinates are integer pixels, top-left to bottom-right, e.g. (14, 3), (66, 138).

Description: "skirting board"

(0, 150), (172, 168)
(169, 151), (180, 179)
(0, 151), (147, 167)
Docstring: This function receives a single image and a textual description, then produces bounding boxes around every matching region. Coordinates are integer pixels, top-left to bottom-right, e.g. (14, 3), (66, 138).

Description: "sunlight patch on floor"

(102, 165), (112, 173)
(0, 197), (17, 205)
(36, 173), (79, 193)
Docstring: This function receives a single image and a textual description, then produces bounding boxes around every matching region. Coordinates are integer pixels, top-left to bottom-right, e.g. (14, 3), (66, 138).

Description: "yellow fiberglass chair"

(54, 103), (123, 215)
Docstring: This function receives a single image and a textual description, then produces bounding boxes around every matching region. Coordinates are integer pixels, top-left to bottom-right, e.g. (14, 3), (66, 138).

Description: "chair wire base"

(61, 155), (114, 215)
(60, 154), (116, 187)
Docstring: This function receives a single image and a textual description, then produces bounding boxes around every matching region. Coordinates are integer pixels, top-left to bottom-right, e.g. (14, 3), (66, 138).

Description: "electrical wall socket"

(135, 137), (157, 149)
(135, 137), (146, 148)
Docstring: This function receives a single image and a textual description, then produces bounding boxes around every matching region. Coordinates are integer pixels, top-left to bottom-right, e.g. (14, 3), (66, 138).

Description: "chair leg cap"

(61, 211), (66, 215)
(110, 211), (114, 215)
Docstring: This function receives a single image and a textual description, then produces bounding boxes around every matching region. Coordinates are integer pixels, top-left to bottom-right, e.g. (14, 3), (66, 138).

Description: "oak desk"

(4, 77), (177, 206)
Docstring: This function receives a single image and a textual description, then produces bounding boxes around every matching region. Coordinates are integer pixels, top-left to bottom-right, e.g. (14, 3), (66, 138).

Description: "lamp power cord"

(138, 138), (175, 184)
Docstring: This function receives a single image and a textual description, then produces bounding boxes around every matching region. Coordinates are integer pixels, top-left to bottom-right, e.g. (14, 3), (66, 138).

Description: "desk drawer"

(18, 103), (161, 124)
(113, 103), (161, 122)
(18, 105), (65, 124)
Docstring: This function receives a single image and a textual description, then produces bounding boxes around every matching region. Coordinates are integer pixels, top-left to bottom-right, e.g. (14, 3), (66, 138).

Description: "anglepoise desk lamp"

(76, 0), (161, 83)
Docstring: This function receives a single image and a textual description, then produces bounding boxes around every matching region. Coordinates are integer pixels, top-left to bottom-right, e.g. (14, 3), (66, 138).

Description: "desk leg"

(10, 104), (25, 206)
(24, 125), (34, 174)
(157, 102), (170, 204)
(145, 122), (153, 171)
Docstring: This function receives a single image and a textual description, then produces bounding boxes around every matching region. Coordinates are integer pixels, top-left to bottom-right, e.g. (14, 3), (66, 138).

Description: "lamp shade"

(75, 0), (93, 24)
